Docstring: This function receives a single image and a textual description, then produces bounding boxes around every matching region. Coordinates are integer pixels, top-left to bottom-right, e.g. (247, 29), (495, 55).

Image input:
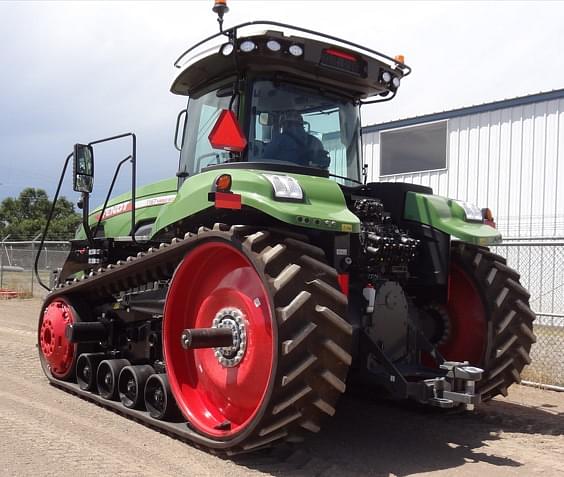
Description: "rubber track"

(42, 224), (352, 453)
(451, 242), (536, 401)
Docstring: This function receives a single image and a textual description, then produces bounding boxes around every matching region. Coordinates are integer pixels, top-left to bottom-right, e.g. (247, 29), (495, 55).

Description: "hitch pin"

(465, 379), (476, 411)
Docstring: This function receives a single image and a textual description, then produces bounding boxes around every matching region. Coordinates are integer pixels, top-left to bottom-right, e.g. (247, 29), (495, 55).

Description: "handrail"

(173, 20), (411, 76)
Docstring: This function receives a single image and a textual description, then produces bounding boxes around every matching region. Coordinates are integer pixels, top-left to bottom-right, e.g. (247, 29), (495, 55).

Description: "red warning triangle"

(208, 109), (247, 152)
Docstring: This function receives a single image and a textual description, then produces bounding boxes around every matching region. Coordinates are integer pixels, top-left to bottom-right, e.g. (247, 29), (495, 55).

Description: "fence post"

(0, 234), (10, 289)
(31, 233), (41, 297)
(30, 241), (34, 296)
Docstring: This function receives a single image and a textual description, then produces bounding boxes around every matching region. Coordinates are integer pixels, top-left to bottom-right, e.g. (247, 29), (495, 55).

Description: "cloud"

(0, 0), (562, 206)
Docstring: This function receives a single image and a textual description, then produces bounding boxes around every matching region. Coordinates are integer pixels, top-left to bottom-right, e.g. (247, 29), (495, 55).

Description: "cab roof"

(171, 21), (411, 100)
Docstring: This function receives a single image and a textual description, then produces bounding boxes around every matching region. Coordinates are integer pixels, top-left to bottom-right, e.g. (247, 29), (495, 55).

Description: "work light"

(221, 43), (234, 56)
(288, 44), (304, 57)
(240, 40), (256, 52)
(266, 40), (281, 52)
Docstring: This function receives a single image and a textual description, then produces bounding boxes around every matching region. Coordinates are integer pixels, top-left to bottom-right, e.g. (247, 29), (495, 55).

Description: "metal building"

(362, 89), (564, 239)
(360, 90), (564, 385)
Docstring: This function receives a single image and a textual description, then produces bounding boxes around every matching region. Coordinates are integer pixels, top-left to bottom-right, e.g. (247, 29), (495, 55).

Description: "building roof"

(362, 88), (564, 134)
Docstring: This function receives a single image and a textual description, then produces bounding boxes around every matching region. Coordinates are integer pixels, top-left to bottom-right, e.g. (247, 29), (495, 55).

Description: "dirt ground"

(0, 298), (562, 477)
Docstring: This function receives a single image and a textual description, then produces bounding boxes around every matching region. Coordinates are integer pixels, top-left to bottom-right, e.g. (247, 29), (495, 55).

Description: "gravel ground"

(0, 298), (562, 477)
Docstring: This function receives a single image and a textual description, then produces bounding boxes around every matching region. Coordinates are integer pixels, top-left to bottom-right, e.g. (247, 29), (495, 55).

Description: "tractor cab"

(173, 22), (410, 186)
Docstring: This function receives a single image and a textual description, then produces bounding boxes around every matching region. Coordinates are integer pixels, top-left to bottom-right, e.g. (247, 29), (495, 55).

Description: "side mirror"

(73, 143), (94, 193)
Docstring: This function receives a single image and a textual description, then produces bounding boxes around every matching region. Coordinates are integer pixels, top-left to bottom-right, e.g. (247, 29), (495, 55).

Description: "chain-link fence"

(492, 240), (564, 387)
(1, 237), (562, 386)
(0, 240), (70, 298)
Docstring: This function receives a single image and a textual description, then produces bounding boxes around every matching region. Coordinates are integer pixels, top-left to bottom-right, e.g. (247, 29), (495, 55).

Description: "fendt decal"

(96, 194), (176, 220)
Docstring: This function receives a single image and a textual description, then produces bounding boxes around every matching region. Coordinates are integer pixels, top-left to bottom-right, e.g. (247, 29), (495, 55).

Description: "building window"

(379, 121), (447, 175)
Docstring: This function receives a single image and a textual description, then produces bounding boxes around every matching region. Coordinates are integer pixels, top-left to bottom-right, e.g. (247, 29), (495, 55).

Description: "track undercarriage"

(39, 222), (536, 454)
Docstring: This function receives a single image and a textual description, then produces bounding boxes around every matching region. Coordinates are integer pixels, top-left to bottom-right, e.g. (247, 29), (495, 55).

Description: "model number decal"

(96, 194), (176, 220)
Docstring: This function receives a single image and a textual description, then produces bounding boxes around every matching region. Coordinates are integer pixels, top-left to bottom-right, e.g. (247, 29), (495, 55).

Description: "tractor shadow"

(234, 390), (563, 476)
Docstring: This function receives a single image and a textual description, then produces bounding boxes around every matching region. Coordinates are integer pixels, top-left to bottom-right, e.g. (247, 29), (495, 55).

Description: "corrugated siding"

(363, 98), (564, 238)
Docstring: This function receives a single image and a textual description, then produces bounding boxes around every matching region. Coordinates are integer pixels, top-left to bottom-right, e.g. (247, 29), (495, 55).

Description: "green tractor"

(37, 2), (535, 454)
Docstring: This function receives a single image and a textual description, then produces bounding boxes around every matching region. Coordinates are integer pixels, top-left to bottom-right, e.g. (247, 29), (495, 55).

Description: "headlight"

(263, 174), (303, 200)
(381, 71), (392, 83)
(392, 76), (401, 88)
(456, 200), (483, 222)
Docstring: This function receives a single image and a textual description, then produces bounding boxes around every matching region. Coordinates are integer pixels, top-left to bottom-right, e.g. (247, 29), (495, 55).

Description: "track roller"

(96, 359), (130, 400)
(76, 353), (105, 391)
(144, 373), (179, 420)
(118, 364), (155, 409)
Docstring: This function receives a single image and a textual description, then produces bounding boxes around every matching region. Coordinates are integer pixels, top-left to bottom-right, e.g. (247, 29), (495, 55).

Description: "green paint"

(153, 168), (360, 235)
(404, 192), (502, 245)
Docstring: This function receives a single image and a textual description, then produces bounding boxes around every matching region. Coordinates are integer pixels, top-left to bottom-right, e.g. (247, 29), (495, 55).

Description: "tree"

(0, 188), (80, 240)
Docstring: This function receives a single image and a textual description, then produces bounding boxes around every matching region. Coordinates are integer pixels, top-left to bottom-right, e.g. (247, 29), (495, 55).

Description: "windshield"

(248, 80), (362, 184)
(178, 80), (362, 184)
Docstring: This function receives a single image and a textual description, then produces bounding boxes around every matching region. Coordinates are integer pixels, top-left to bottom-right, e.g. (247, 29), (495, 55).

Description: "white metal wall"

(363, 97), (564, 238)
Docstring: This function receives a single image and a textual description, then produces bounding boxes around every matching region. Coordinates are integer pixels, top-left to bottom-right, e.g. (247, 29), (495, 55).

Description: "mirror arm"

(34, 152), (73, 292)
(88, 132), (137, 243)
(81, 192), (94, 246)
(93, 155), (132, 239)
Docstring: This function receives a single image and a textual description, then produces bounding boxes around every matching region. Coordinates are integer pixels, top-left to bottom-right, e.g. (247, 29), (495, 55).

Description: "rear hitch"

(425, 361), (483, 409)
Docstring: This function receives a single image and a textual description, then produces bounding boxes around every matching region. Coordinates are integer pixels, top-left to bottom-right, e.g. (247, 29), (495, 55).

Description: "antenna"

(212, 0), (229, 33)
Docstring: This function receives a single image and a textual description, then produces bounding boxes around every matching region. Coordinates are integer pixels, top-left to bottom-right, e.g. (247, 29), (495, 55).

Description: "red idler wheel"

(163, 240), (275, 438)
(439, 262), (488, 365)
(38, 298), (78, 380)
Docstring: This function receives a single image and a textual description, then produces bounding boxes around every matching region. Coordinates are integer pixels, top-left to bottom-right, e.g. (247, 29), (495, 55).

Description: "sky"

(0, 0), (563, 206)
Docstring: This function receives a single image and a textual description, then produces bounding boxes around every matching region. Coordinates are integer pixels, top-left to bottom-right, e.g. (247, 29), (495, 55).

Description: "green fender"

(404, 191), (502, 246)
(153, 169), (360, 235)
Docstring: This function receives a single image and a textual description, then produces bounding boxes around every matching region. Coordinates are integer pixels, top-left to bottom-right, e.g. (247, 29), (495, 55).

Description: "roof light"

(288, 44), (303, 57)
(324, 48), (357, 62)
(263, 174), (303, 200)
(266, 40), (281, 52)
(381, 71), (392, 83)
(240, 40), (256, 53)
(208, 109), (247, 152)
(394, 54), (405, 64)
(221, 43), (234, 56)
(392, 76), (401, 88)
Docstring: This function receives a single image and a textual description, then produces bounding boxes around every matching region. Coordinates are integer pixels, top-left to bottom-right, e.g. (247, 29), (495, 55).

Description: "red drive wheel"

(163, 240), (275, 438)
(443, 244), (535, 400)
(38, 298), (78, 380)
(439, 262), (488, 365)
